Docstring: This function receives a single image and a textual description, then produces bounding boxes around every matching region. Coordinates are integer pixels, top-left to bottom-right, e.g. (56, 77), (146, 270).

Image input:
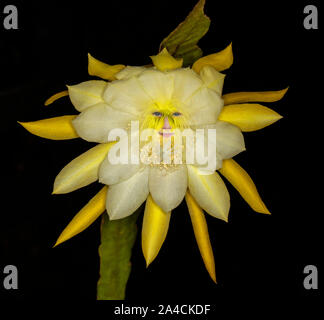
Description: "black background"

(0, 0), (322, 309)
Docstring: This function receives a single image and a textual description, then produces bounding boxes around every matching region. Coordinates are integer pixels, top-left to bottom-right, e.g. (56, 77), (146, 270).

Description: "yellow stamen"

(88, 53), (125, 81)
(223, 88), (288, 106)
(219, 159), (270, 215)
(18, 115), (79, 140)
(44, 90), (69, 106)
(185, 191), (216, 283)
(192, 43), (233, 73)
(218, 103), (283, 132)
(142, 194), (171, 267)
(54, 186), (108, 247)
(150, 48), (183, 71)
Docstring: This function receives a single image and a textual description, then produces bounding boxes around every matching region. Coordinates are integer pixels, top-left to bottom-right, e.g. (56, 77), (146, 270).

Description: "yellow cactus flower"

(19, 42), (287, 284)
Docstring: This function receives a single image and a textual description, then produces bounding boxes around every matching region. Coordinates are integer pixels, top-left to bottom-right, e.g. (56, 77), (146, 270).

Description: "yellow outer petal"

(53, 143), (114, 194)
(223, 88), (288, 106)
(218, 103), (283, 132)
(219, 159), (270, 214)
(44, 90), (69, 106)
(185, 191), (216, 283)
(142, 194), (171, 267)
(150, 48), (183, 71)
(88, 53), (125, 81)
(192, 43), (233, 73)
(18, 115), (78, 140)
(54, 186), (108, 247)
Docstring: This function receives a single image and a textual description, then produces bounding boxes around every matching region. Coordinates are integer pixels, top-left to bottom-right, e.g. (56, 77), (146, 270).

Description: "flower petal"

(185, 87), (223, 126)
(53, 143), (113, 194)
(68, 80), (107, 112)
(115, 66), (146, 80)
(99, 156), (141, 185)
(171, 67), (204, 102)
(149, 165), (187, 212)
(150, 48), (183, 71)
(185, 191), (216, 283)
(72, 103), (135, 143)
(103, 77), (153, 116)
(218, 103), (283, 132)
(199, 65), (225, 95)
(142, 194), (171, 267)
(137, 69), (174, 106)
(18, 115), (78, 140)
(219, 159), (270, 214)
(44, 90), (69, 106)
(223, 88), (288, 105)
(187, 165), (230, 221)
(214, 121), (245, 159)
(54, 186), (108, 247)
(192, 43), (233, 73)
(192, 120), (245, 170)
(106, 167), (149, 220)
(88, 53), (125, 80)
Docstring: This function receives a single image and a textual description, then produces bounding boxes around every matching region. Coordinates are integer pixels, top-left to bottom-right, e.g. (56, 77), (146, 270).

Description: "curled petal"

(218, 103), (283, 132)
(142, 195), (171, 267)
(150, 48), (183, 71)
(192, 43), (233, 73)
(18, 115), (78, 140)
(44, 90), (69, 106)
(67, 80), (107, 112)
(149, 165), (187, 212)
(106, 167), (149, 220)
(199, 65), (225, 95)
(88, 53), (125, 81)
(219, 159), (270, 214)
(54, 186), (108, 247)
(53, 143), (114, 194)
(223, 88), (288, 105)
(72, 103), (135, 143)
(185, 191), (216, 283)
(187, 165), (230, 222)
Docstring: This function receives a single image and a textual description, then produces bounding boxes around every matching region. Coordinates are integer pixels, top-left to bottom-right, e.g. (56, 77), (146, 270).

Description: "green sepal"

(159, 0), (211, 67)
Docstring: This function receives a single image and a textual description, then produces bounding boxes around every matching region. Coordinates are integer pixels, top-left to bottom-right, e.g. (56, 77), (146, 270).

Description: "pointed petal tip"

(253, 200), (271, 215)
(51, 186), (61, 195)
(17, 121), (33, 132)
(53, 238), (62, 248)
(259, 206), (271, 215)
(17, 120), (26, 127)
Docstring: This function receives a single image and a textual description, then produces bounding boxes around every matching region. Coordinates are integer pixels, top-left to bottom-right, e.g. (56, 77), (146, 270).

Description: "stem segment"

(97, 210), (140, 300)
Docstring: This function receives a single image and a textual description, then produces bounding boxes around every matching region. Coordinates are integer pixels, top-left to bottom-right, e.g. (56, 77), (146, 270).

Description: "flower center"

(138, 102), (189, 168)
